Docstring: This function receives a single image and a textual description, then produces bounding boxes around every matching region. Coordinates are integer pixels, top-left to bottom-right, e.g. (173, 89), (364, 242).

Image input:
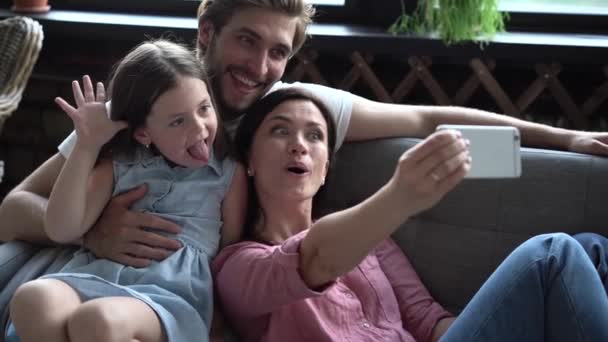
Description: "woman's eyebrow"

(268, 115), (325, 128)
(267, 115), (291, 123)
(307, 122), (325, 129)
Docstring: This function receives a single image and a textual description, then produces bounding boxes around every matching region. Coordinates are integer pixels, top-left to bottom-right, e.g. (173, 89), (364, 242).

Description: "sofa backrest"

(318, 137), (608, 313)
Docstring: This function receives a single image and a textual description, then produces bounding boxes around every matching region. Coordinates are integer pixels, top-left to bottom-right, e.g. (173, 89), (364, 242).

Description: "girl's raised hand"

(390, 129), (472, 216)
(55, 75), (127, 151)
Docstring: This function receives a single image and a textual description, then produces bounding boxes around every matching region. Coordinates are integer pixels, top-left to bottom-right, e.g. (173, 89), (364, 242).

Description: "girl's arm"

(45, 77), (126, 243)
(220, 163), (247, 247)
(46, 156), (114, 243)
(299, 130), (471, 289)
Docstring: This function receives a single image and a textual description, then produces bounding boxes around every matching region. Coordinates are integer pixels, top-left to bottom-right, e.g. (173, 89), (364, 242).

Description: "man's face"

(200, 7), (298, 118)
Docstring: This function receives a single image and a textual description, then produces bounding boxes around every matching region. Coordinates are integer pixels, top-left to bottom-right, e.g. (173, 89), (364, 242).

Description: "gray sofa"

(318, 137), (608, 314)
(0, 137), (607, 337)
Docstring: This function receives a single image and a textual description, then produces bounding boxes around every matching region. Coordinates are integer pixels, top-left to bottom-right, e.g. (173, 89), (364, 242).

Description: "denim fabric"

(441, 233), (608, 342)
(5, 322), (16, 342)
(573, 232), (608, 294)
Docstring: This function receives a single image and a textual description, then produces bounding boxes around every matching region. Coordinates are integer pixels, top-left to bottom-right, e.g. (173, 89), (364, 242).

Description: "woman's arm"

(299, 130), (470, 288)
(213, 234), (331, 317)
(430, 317), (456, 342)
(375, 239), (454, 342)
(220, 163), (247, 247)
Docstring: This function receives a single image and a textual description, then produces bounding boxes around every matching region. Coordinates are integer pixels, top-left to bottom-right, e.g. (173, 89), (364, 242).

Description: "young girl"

(9, 40), (246, 342)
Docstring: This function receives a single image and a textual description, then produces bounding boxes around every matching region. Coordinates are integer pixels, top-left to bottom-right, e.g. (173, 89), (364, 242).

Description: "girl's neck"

(256, 198), (313, 245)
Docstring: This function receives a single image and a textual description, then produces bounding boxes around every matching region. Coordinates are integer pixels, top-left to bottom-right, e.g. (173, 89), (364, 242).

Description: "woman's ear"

(133, 127), (151, 147)
(322, 160), (329, 185)
(198, 19), (215, 54)
(247, 159), (256, 177)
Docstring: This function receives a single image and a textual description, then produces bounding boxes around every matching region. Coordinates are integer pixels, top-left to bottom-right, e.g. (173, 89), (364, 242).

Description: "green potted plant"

(11, 0), (50, 13)
(389, 0), (507, 44)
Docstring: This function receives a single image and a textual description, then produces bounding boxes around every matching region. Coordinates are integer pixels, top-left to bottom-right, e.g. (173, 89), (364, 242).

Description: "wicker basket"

(0, 16), (44, 134)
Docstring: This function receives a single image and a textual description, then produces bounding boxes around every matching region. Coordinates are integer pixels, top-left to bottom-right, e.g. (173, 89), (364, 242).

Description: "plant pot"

(11, 0), (50, 13)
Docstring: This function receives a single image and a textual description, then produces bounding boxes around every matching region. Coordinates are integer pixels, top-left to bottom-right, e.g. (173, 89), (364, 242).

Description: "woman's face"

(248, 99), (330, 203)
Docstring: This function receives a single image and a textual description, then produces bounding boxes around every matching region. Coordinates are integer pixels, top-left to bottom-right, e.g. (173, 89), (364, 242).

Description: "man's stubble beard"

(203, 39), (260, 123)
(209, 71), (241, 122)
(202, 42), (239, 122)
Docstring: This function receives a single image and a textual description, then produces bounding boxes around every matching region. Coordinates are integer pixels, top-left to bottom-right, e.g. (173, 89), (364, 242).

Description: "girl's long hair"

(100, 39), (226, 159)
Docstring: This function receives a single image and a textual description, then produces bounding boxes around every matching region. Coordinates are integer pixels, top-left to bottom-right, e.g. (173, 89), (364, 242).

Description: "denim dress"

(42, 149), (236, 342)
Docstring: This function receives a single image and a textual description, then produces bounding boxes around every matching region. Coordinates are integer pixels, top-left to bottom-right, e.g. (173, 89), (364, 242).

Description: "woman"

(213, 88), (608, 342)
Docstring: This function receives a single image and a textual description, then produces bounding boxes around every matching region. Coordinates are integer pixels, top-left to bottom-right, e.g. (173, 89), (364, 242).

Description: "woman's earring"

(247, 168), (254, 177)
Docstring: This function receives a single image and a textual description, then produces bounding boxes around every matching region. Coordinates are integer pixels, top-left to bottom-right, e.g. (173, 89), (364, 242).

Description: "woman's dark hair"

(101, 39), (225, 158)
(234, 88), (337, 242)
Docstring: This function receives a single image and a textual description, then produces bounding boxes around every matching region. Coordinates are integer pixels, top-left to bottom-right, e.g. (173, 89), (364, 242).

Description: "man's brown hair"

(197, 0), (315, 58)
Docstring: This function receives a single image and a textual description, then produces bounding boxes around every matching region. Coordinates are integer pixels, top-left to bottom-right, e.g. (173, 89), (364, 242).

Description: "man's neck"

(218, 103), (242, 122)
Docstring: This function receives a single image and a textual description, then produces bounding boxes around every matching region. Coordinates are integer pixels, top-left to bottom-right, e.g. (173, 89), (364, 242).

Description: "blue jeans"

(572, 232), (608, 293)
(441, 233), (608, 342)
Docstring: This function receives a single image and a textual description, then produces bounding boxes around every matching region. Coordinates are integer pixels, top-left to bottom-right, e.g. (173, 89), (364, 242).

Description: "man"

(1, 0), (608, 266)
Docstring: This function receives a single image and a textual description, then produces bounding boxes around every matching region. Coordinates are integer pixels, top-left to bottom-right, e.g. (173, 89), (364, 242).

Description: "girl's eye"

(271, 126), (289, 135)
(199, 104), (212, 116)
(169, 118), (184, 127)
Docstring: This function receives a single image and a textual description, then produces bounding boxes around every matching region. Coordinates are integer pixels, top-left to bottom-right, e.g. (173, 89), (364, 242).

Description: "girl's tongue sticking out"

(188, 140), (210, 163)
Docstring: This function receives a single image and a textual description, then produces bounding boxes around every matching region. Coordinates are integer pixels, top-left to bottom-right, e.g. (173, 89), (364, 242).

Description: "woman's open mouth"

(286, 162), (310, 176)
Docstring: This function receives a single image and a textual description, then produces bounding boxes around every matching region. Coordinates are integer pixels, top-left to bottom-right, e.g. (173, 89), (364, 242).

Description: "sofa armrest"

(319, 137), (608, 313)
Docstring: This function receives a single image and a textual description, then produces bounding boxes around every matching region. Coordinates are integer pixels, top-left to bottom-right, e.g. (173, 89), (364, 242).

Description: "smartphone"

(436, 125), (521, 178)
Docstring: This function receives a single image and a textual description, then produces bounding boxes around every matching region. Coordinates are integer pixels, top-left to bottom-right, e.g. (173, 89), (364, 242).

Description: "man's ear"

(133, 127), (151, 146)
(198, 19), (215, 53)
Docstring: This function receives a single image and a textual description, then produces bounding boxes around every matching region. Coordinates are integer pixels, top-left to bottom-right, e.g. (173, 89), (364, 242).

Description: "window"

(498, 0), (608, 34)
(501, 0), (608, 14)
(49, 0), (348, 16)
(312, 0), (345, 5)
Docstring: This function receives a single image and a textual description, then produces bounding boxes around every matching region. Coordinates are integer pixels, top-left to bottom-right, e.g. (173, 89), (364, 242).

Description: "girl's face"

(134, 76), (218, 168)
(248, 99), (329, 203)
